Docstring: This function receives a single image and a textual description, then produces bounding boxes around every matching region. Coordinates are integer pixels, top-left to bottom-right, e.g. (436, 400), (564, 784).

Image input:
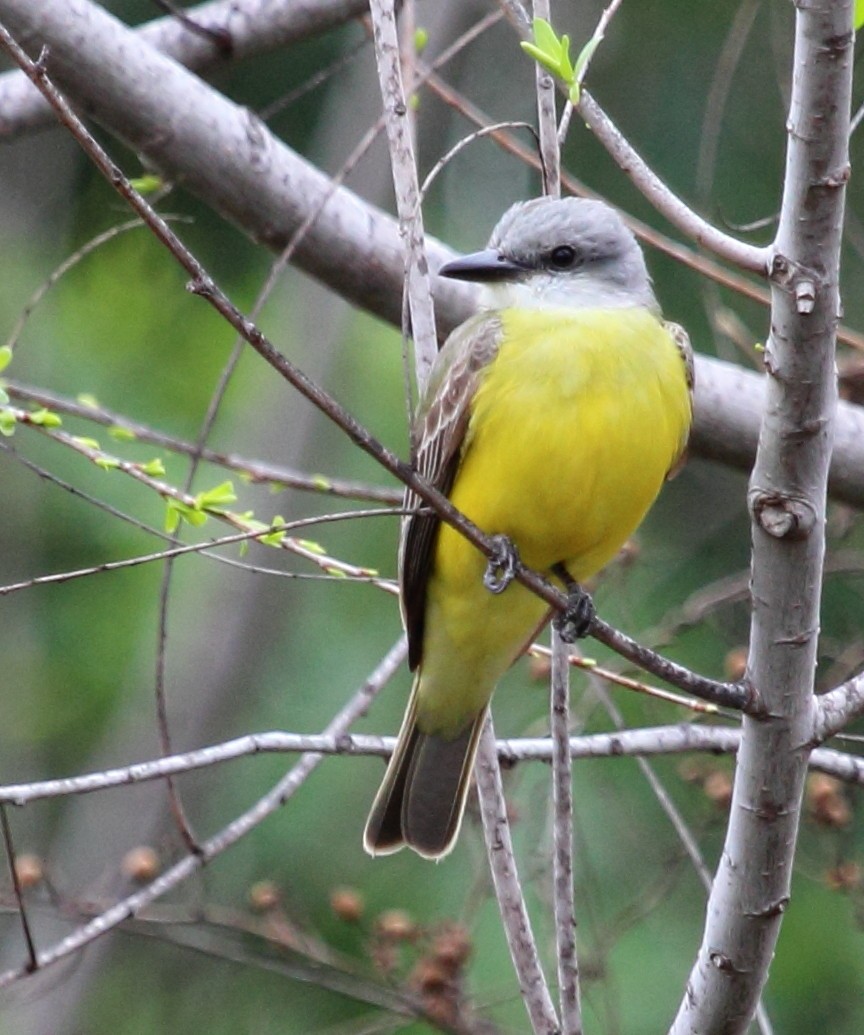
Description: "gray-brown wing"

(663, 319), (695, 479)
(399, 313), (503, 671)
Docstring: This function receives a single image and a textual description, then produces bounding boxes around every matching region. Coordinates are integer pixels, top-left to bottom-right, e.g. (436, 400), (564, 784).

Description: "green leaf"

(73, 436), (101, 450)
(0, 346), (12, 374)
(108, 424), (137, 442)
(195, 480), (237, 510)
(297, 538), (326, 556)
(260, 516), (286, 547)
(414, 27), (429, 54)
(76, 393), (100, 409)
(129, 174), (164, 194)
(311, 474), (332, 492)
(856, 0), (864, 30)
(573, 36), (600, 81)
(0, 387), (8, 406)
(324, 566), (347, 578)
(95, 456), (120, 471)
(532, 16), (560, 56)
(29, 408), (62, 428)
(0, 409), (17, 436)
(165, 498), (207, 532)
(520, 17), (575, 87)
(140, 458), (166, 477)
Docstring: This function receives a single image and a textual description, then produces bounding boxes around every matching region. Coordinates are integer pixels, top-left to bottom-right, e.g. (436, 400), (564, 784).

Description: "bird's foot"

(483, 535), (521, 594)
(551, 563), (596, 643)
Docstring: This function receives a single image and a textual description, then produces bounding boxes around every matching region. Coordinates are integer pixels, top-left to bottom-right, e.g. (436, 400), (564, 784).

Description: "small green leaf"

(324, 566), (347, 578)
(129, 174), (164, 194)
(195, 480), (237, 510)
(297, 538), (326, 556)
(95, 456), (120, 471)
(29, 408), (62, 428)
(0, 346), (12, 373)
(311, 474), (332, 492)
(0, 410), (17, 436)
(260, 516), (286, 547)
(572, 35), (600, 83)
(140, 458), (165, 477)
(165, 498), (207, 532)
(108, 424), (137, 442)
(0, 387), (8, 406)
(414, 27), (429, 53)
(76, 393), (100, 409)
(532, 16), (560, 57)
(856, 0), (864, 30)
(520, 17), (575, 86)
(73, 436), (101, 450)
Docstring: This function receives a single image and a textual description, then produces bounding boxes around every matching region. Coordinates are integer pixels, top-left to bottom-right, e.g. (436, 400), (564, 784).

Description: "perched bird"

(364, 196), (693, 859)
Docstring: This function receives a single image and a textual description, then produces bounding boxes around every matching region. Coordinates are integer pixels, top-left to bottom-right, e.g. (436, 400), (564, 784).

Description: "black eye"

(548, 245), (578, 270)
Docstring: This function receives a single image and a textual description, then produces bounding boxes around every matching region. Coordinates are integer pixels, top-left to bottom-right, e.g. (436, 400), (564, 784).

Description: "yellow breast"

(418, 304), (691, 735)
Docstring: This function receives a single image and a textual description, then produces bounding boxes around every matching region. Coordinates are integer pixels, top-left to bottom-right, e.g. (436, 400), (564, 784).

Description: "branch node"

(748, 489), (816, 540)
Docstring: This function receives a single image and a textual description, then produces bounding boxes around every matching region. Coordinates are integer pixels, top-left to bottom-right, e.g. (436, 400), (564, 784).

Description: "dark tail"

(364, 683), (486, 860)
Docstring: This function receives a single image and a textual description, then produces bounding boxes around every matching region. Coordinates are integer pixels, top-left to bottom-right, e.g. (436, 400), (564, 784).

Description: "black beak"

(438, 248), (528, 283)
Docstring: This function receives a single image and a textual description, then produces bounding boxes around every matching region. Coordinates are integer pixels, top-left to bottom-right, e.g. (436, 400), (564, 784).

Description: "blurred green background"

(1, 1), (864, 1032)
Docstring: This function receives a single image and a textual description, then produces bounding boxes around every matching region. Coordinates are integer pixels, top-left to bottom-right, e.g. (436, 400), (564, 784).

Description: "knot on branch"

(748, 489), (816, 540)
(768, 251), (820, 314)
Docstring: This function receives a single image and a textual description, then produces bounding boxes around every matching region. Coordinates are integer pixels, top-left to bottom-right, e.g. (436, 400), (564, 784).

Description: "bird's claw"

(551, 563), (596, 642)
(483, 535), (521, 594)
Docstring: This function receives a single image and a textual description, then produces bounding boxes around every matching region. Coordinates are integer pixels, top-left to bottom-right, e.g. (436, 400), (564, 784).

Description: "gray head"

(440, 196), (657, 312)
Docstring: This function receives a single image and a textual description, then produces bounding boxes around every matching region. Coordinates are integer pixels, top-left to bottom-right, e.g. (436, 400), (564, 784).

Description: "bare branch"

(670, 3), (854, 1031)
(368, 0), (438, 385)
(0, 0), (371, 140)
(476, 718), (560, 1035)
(3, 723), (864, 807)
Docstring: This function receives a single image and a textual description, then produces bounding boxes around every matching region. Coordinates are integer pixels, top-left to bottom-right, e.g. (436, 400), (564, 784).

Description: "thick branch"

(670, 4), (853, 1033)
(0, 0), (370, 140)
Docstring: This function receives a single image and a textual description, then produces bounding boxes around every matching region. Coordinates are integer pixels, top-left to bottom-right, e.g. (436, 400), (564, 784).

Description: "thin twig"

(551, 631), (581, 1034)
(476, 717), (560, 1035)
(368, 0), (438, 388)
(0, 805), (37, 971)
(2, 723), (863, 806)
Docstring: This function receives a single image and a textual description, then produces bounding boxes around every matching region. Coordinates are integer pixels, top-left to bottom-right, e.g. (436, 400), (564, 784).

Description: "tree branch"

(0, 0), (370, 140)
(670, 4), (853, 1032)
(476, 717), (560, 1035)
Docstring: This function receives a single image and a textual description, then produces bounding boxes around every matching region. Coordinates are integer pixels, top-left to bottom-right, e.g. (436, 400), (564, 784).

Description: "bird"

(363, 195), (693, 860)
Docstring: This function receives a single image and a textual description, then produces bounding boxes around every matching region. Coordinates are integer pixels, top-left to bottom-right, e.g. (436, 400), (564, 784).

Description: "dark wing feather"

(663, 320), (695, 479)
(399, 313), (503, 670)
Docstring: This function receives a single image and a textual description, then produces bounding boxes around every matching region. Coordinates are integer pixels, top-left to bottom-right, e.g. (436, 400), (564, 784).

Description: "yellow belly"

(416, 305), (691, 736)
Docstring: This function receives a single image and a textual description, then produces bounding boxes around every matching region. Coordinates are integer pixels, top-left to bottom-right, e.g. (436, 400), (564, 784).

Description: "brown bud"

(121, 845), (160, 883)
(330, 886), (364, 923)
(678, 759), (706, 784)
(375, 908), (416, 941)
(825, 861), (861, 892)
(430, 923), (471, 973)
(409, 956), (451, 994)
(808, 774), (852, 828)
(703, 770), (733, 810)
(248, 879), (281, 912)
(723, 648), (748, 682)
(528, 654), (552, 681)
(13, 853), (43, 890)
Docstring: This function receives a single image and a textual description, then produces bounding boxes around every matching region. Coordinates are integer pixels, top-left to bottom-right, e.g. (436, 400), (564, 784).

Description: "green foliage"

(521, 16), (607, 105)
